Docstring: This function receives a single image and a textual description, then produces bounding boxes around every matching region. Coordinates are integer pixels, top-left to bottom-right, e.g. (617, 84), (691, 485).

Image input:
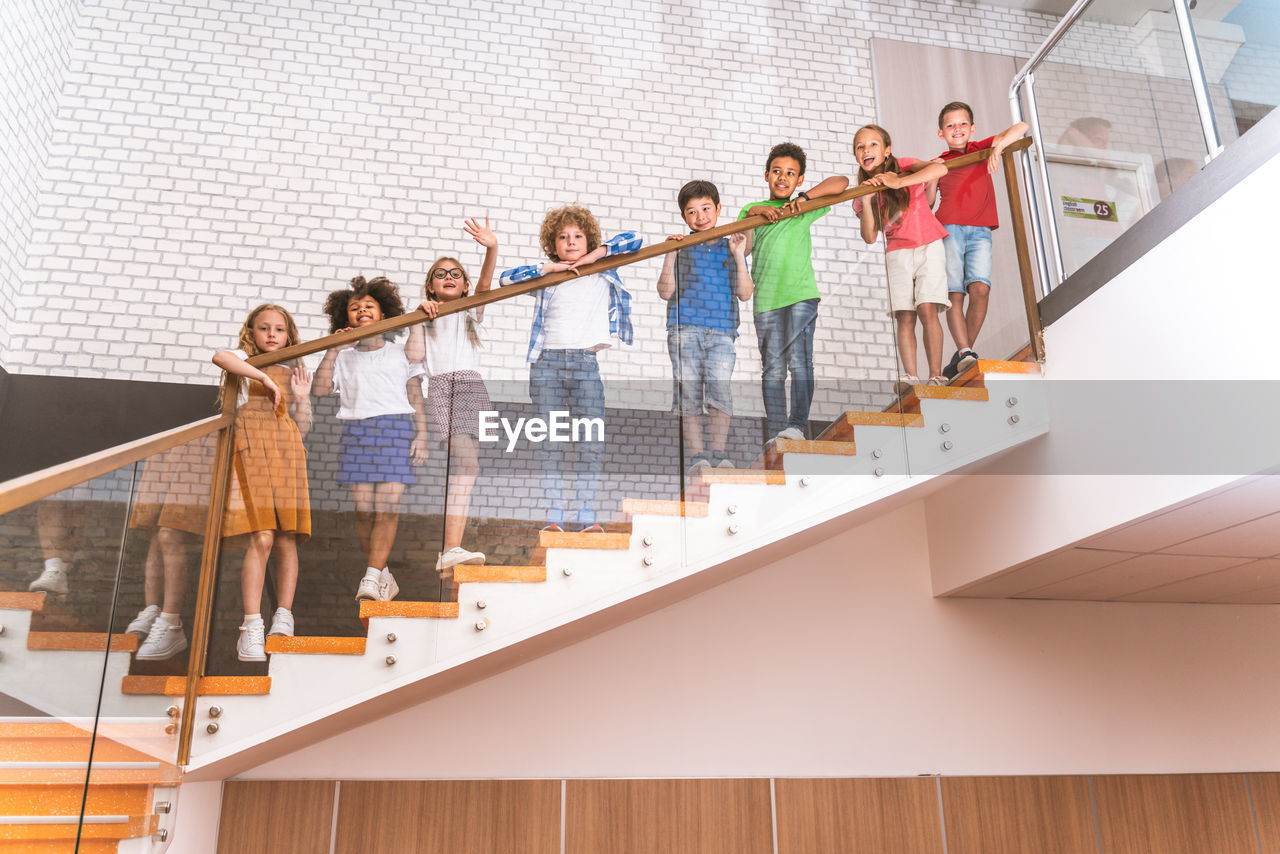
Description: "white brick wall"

(7, 0), (1062, 421)
(0, 0), (83, 368)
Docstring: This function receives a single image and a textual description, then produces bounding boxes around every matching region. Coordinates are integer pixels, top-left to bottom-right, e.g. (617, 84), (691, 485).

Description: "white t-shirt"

(541, 273), (611, 351)
(424, 309), (483, 376)
(330, 340), (425, 420)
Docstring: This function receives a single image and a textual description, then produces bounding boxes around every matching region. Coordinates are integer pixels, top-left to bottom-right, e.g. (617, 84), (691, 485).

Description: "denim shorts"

(668, 326), (736, 415)
(942, 224), (993, 293)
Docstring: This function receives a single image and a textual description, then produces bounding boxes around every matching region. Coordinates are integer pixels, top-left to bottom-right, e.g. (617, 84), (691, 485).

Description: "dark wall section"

(0, 367), (218, 481)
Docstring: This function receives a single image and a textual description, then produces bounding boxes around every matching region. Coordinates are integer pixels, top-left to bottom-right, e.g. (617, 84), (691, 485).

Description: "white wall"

(234, 500), (1280, 781)
(7, 0), (1057, 415)
(0, 0), (83, 368)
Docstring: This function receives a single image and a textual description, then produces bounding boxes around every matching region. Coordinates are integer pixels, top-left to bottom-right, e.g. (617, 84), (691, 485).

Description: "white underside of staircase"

(178, 370), (1048, 771)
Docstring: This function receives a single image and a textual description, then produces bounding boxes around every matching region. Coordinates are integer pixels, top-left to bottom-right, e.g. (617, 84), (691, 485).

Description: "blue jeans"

(529, 349), (605, 521)
(943, 224), (993, 293)
(754, 298), (818, 439)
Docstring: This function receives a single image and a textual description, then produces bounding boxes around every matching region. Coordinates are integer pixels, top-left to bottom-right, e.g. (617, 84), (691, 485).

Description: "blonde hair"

(424, 256), (482, 350)
(539, 205), (601, 261)
(237, 303), (300, 358)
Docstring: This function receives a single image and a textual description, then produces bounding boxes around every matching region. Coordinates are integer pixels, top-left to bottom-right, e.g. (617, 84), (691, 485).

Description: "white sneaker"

(236, 619), (266, 662)
(126, 604), (161, 638)
(29, 565), (68, 596)
(436, 547), (486, 571)
(355, 575), (381, 602)
(267, 608), (294, 637)
(378, 568), (399, 602)
(136, 620), (188, 661)
(774, 427), (805, 442)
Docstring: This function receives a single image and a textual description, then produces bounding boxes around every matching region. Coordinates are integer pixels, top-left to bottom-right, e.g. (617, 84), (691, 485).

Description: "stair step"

(0, 813), (158, 840)
(120, 675), (271, 696)
(25, 631), (138, 652)
(538, 530), (631, 550)
(620, 498), (710, 517)
(0, 840), (121, 854)
(759, 438), (858, 470)
(0, 784), (151, 816)
(891, 384), (989, 414)
(453, 565), (547, 583)
(951, 357), (1042, 387)
(690, 468), (786, 485)
(818, 410), (925, 442)
(0, 737), (161, 764)
(0, 593), (45, 612)
(263, 636), (366, 655)
(358, 601), (459, 628)
(0, 719), (172, 740)
(0, 761), (180, 786)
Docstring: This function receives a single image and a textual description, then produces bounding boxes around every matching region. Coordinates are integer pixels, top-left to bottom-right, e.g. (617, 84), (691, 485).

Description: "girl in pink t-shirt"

(853, 124), (951, 392)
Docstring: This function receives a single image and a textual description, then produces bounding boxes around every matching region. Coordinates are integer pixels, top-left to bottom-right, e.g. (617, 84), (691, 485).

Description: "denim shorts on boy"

(337, 413), (416, 485)
(943, 224), (993, 293)
(426, 369), (491, 442)
(667, 326), (736, 416)
(885, 241), (949, 316)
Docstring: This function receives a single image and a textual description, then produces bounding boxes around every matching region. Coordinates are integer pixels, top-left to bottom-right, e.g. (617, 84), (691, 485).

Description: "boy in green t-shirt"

(738, 142), (848, 444)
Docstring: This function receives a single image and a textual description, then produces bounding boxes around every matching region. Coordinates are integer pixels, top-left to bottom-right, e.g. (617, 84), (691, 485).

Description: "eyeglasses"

(432, 269), (464, 280)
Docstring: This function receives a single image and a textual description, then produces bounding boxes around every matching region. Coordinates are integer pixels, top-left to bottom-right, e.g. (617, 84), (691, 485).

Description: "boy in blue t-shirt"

(656, 180), (754, 470)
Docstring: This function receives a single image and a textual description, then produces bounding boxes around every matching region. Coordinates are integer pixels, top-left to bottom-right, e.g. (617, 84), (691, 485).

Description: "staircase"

(0, 358), (1048, 836)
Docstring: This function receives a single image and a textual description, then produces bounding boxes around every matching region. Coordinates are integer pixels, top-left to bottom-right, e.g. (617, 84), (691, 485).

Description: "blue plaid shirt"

(500, 231), (642, 363)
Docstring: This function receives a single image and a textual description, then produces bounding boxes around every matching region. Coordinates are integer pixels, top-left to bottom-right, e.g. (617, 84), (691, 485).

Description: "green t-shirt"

(737, 199), (829, 314)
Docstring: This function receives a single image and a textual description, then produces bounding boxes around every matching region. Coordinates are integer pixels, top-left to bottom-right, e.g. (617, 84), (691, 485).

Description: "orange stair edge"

(453, 566), (547, 583)
(620, 498), (711, 517)
(691, 468), (786, 485)
(0, 766), (180, 786)
(26, 631), (139, 652)
(120, 675), (271, 696)
(264, 636), (366, 655)
(0, 813), (159, 840)
(538, 531), (632, 549)
(358, 601), (460, 620)
(0, 592), (45, 612)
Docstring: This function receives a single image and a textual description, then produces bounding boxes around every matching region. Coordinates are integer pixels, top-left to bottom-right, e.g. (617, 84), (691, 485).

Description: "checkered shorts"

(426, 370), (491, 442)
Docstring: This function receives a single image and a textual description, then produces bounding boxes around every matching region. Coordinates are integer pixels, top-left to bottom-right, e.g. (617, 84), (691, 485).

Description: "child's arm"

(728, 233), (754, 300)
(403, 321), (426, 364)
(289, 365), (314, 436)
(782, 175), (851, 214)
(499, 262), (544, 286)
(558, 231), (643, 274)
(464, 216), (498, 322)
(744, 204), (782, 223)
(406, 377), (429, 465)
(926, 158), (943, 207)
(312, 348), (341, 397)
(212, 349), (282, 409)
(987, 121), (1030, 174)
(656, 235), (684, 300)
(867, 160), (947, 190)
(856, 196), (880, 245)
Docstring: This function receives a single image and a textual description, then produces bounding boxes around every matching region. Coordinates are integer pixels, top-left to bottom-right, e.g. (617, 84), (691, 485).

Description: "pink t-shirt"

(855, 156), (949, 252)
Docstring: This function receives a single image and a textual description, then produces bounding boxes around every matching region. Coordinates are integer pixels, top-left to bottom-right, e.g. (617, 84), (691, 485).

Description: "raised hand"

(727, 232), (748, 256)
(463, 216), (497, 248)
(290, 365), (312, 398)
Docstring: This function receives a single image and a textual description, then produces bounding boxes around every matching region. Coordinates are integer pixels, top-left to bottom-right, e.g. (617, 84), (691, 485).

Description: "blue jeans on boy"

(529, 348), (605, 524)
(754, 298), (818, 439)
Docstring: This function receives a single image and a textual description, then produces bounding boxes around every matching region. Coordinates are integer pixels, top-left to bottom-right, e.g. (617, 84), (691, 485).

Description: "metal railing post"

(1022, 73), (1068, 291)
(1171, 0), (1225, 160)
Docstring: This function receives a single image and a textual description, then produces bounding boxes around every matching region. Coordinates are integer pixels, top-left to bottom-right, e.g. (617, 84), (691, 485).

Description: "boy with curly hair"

(500, 206), (642, 532)
(314, 276), (427, 602)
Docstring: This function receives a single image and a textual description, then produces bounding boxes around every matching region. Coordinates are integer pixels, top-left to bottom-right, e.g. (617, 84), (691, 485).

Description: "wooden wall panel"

(333, 780), (559, 854)
(217, 780), (335, 854)
(1093, 774), (1257, 854)
(941, 776), (1096, 854)
(565, 779), (772, 854)
(1251, 773), (1280, 854)
(774, 777), (943, 854)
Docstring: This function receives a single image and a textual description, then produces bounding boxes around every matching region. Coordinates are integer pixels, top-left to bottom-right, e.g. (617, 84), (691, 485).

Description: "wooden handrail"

(0, 413), (231, 515)
(249, 138), (1034, 369)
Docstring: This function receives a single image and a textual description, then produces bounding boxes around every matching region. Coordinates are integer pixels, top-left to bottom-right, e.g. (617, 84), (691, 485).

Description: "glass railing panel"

(1027, 0), (1216, 278)
(1192, 0), (1277, 141)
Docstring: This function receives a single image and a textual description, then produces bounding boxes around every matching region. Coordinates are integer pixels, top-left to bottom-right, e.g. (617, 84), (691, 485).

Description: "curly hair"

(539, 205), (601, 261)
(765, 142), (806, 177)
(237, 303), (301, 358)
(322, 275), (405, 335)
(854, 124), (908, 236)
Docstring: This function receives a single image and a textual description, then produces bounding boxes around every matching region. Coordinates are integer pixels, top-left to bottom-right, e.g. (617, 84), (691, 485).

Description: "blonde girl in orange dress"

(213, 304), (313, 662)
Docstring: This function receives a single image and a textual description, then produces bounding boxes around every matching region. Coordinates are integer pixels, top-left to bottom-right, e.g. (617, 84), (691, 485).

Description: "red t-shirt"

(935, 135), (999, 229)
(854, 156), (949, 252)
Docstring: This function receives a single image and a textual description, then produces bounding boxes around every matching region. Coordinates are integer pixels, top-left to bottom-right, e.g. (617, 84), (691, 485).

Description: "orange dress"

(128, 434), (216, 536)
(222, 364), (311, 542)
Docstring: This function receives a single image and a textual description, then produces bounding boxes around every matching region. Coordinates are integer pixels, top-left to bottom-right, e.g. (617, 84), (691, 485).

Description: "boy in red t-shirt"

(929, 101), (1027, 379)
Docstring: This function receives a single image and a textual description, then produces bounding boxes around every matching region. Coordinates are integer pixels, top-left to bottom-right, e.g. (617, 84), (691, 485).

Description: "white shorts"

(885, 241), (949, 316)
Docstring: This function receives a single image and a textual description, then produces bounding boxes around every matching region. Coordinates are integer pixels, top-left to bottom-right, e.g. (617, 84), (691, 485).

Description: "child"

(657, 180), (753, 470)
(931, 101), (1028, 378)
(212, 304), (313, 662)
(417, 217), (498, 575)
(853, 124), (950, 391)
(738, 143), (849, 444)
(314, 277), (427, 604)
(499, 206), (641, 533)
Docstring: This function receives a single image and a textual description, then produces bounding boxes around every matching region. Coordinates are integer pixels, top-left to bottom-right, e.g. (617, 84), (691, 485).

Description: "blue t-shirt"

(667, 237), (740, 335)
